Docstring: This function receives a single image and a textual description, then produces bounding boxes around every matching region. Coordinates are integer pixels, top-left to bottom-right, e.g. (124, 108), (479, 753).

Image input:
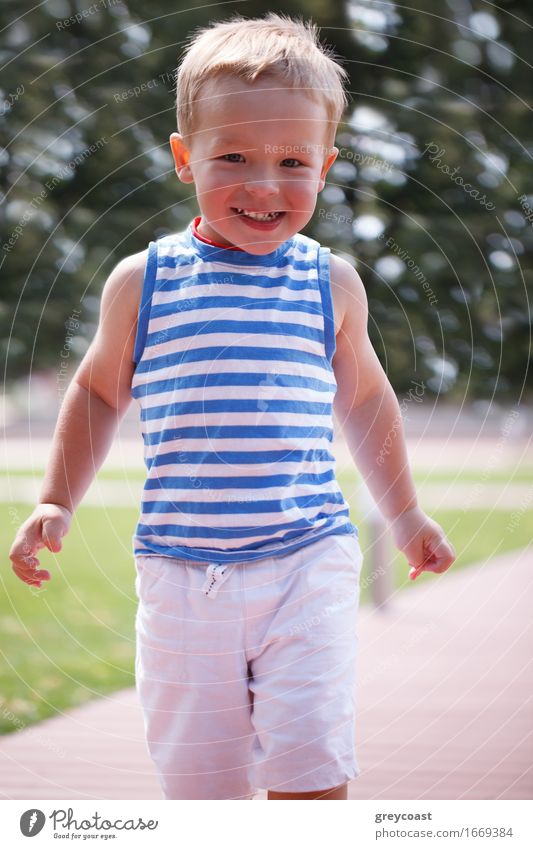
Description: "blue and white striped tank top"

(130, 220), (357, 563)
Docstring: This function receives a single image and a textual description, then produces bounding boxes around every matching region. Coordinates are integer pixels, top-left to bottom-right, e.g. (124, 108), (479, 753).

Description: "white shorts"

(134, 532), (363, 799)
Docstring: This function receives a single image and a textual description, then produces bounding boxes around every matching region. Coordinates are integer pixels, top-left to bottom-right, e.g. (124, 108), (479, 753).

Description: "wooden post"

(359, 481), (393, 609)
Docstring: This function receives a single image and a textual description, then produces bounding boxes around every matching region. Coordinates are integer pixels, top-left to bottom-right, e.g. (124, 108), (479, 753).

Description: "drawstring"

(201, 562), (236, 599)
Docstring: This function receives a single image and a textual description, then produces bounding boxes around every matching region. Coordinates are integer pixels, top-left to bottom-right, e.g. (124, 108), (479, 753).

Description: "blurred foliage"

(0, 0), (531, 400)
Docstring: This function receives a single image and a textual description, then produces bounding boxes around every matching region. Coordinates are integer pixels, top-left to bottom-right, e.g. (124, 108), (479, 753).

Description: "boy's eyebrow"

(207, 138), (322, 154)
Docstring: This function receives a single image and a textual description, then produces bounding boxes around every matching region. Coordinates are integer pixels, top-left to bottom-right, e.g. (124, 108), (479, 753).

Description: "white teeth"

(236, 209), (281, 221)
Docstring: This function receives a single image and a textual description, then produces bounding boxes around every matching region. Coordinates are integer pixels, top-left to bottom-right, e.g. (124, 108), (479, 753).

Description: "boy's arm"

(9, 250), (147, 587)
(330, 254), (455, 580)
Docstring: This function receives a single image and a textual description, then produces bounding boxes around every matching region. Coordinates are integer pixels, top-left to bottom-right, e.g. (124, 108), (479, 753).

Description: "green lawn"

(4, 466), (533, 483)
(1, 507), (136, 734)
(2, 480), (532, 735)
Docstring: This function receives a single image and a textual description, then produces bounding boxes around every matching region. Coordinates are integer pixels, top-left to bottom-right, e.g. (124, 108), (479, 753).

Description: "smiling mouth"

(232, 209), (284, 221)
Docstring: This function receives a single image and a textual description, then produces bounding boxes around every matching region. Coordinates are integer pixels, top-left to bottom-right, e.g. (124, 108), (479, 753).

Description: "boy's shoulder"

(75, 248), (150, 411)
(295, 230), (363, 289)
(115, 248), (150, 276)
(327, 251), (367, 335)
(102, 248), (149, 309)
(328, 251), (363, 287)
(93, 248), (149, 340)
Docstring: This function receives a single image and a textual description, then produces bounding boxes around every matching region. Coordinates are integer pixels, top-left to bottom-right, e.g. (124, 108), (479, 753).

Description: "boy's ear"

(169, 132), (194, 183)
(317, 146), (339, 193)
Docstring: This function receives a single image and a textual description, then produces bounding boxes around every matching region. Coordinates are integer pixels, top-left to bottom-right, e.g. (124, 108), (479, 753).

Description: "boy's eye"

(219, 154), (304, 167)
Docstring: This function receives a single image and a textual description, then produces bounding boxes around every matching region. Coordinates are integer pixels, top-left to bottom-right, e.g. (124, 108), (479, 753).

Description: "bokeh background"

(1, 0), (531, 800)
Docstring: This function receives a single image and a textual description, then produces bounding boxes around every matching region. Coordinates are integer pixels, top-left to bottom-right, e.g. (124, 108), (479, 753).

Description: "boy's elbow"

(73, 371), (129, 416)
(73, 343), (135, 415)
(334, 371), (391, 420)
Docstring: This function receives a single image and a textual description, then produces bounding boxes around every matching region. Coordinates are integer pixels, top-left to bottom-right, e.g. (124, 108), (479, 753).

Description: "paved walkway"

(0, 546), (531, 800)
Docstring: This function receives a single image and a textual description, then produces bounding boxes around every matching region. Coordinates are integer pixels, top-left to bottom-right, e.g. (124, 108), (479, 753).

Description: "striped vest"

(131, 221), (357, 563)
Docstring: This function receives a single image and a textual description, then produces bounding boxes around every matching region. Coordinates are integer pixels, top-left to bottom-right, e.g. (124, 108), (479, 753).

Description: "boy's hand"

(389, 506), (456, 581)
(8, 504), (72, 588)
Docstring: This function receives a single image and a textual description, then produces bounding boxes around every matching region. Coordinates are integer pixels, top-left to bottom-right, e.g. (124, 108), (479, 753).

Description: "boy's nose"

(243, 179), (279, 198)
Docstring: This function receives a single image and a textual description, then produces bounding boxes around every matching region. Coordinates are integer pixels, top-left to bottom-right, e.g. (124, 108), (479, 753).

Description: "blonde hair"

(175, 12), (349, 144)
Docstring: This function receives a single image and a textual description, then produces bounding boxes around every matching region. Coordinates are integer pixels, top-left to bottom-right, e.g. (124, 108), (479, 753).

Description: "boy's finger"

(409, 542), (455, 579)
(10, 554), (38, 572)
(425, 539), (456, 573)
(25, 577), (44, 587)
(11, 561), (51, 582)
(27, 569), (50, 580)
(10, 533), (38, 562)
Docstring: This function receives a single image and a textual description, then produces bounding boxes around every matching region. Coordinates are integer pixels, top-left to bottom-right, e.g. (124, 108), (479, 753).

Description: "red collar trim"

(192, 216), (243, 251)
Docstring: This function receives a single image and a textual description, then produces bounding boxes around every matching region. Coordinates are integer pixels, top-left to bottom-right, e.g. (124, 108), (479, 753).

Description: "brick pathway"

(0, 546), (531, 800)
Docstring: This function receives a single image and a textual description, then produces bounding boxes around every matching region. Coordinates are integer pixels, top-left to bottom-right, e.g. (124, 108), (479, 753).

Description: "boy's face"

(170, 75), (338, 254)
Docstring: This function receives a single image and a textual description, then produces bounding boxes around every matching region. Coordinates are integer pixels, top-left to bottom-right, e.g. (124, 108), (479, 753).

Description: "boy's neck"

(192, 217), (244, 251)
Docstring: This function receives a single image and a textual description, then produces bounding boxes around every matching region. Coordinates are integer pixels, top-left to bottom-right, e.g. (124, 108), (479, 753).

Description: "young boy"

(9, 14), (455, 800)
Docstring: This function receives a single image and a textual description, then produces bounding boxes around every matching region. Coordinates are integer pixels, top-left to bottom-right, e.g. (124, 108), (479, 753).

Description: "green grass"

(339, 468), (533, 486)
(2, 490), (532, 735)
(1, 506), (137, 734)
(4, 467), (533, 483)
(3, 468), (146, 482)
(356, 508), (533, 590)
